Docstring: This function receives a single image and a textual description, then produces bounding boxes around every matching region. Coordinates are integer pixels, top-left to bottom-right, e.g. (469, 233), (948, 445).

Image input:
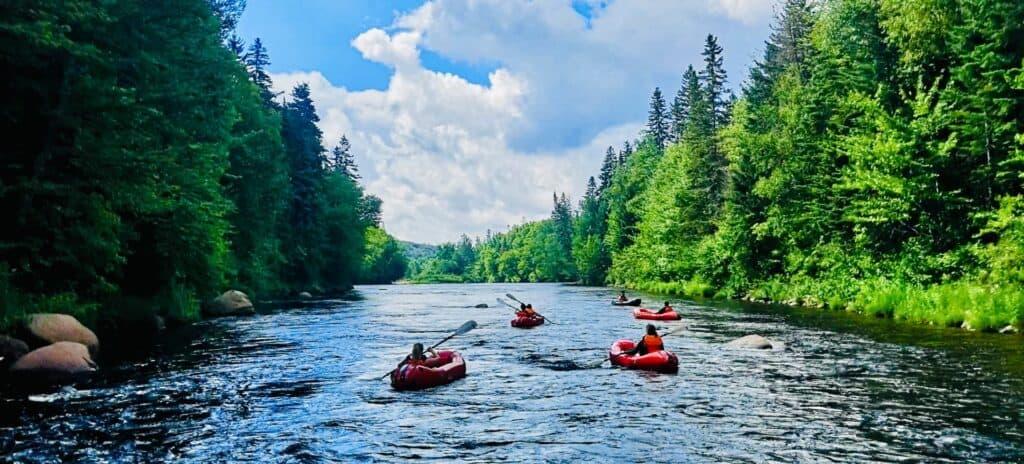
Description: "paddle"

(504, 293), (557, 324)
(585, 324), (687, 368)
(380, 320), (478, 380)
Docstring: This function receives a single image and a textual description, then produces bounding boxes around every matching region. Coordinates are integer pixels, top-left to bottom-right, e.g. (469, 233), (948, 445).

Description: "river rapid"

(2, 283), (1023, 463)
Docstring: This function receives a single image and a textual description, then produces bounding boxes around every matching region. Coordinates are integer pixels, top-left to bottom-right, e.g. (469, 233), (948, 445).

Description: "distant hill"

(399, 241), (438, 261)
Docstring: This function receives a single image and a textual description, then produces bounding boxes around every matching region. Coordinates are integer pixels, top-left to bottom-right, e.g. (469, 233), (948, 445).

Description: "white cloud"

(272, 0), (771, 244)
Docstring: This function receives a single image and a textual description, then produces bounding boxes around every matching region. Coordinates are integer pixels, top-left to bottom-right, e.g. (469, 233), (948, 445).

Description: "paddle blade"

(505, 293), (524, 304)
(454, 320), (477, 335)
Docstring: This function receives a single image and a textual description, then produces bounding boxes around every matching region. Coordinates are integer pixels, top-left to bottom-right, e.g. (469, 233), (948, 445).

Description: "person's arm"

(396, 355), (410, 369)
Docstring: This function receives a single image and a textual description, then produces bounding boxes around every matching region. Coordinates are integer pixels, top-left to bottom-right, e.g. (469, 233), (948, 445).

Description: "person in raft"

(623, 324), (664, 355)
(617, 291), (629, 302)
(656, 301), (674, 314)
(397, 342), (436, 369)
(524, 304), (541, 319)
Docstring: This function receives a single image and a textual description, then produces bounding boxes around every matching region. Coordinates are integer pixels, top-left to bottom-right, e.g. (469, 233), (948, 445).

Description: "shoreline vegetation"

(408, 0), (1024, 334)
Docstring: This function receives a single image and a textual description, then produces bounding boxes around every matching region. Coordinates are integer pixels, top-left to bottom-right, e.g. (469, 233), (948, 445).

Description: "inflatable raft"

(633, 308), (682, 321)
(390, 351), (467, 391)
(608, 340), (679, 373)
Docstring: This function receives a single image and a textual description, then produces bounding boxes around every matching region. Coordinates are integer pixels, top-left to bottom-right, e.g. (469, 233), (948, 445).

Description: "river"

(2, 283), (1023, 462)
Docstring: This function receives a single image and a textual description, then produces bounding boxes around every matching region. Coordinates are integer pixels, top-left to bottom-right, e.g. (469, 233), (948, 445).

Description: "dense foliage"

(0, 0), (403, 329)
(413, 0), (1024, 331)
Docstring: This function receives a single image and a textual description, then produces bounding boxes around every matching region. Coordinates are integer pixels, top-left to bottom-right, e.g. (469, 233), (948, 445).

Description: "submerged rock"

(24, 313), (100, 355)
(204, 290), (255, 317)
(10, 341), (97, 384)
(474, 303), (488, 308)
(725, 334), (774, 350)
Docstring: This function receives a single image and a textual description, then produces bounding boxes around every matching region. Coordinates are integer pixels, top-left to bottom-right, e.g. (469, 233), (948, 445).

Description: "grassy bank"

(621, 276), (1023, 333)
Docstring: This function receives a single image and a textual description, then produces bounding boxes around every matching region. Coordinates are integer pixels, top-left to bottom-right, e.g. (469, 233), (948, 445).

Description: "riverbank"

(620, 276), (1023, 334)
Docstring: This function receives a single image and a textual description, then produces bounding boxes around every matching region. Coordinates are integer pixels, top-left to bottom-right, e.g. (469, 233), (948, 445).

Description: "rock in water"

(725, 334), (774, 350)
(24, 313), (100, 355)
(0, 335), (29, 368)
(298, 291), (313, 299)
(10, 342), (97, 384)
(204, 290), (255, 317)
(474, 303), (488, 308)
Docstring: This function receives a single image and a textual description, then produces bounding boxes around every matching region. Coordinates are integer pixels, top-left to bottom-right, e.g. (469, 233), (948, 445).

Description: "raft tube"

(633, 308), (682, 321)
(390, 351), (467, 391)
(608, 340), (679, 373)
(612, 298), (642, 306)
(511, 315), (545, 328)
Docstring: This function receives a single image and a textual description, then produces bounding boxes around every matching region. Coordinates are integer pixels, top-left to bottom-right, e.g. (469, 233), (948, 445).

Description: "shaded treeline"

(0, 0), (404, 328)
(411, 0), (1024, 330)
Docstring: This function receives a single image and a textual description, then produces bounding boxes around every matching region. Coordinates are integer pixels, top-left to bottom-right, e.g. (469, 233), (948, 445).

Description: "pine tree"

(699, 34), (729, 131)
(246, 38), (277, 105)
(671, 65), (698, 142)
(227, 34), (245, 60)
(598, 146), (617, 193)
(208, 0), (247, 40)
(330, 134), (359, 179)
(646, 87), (670, 149)
(746, 0), (814, 108)
(619, 140), (633, 165)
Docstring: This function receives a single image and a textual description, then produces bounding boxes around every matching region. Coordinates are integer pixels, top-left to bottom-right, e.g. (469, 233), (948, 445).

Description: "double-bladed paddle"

(380, 320), (478, 380)
(504, 293), (557, 324)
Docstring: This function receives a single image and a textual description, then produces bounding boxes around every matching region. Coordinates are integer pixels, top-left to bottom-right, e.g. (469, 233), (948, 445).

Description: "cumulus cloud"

(272, 0), (771, 244)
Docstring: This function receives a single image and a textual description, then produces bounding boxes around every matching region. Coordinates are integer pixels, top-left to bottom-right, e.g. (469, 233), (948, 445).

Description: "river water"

(2, 283), (1023, 463)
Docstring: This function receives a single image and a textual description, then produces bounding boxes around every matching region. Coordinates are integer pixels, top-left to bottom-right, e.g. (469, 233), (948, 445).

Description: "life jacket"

(525, 308), (538, 317)
(406, 354), (427, 367)
(660, 306), (674, 313)
(642, 335), (663, 352)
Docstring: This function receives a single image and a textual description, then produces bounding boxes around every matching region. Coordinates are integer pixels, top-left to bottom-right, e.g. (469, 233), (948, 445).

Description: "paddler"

(623, 324), (664, 355)
(397, 342), (436, 369)
(617, 291), (629, 302)
(656, 301), (674, 314)
(524, 303), (540, 319)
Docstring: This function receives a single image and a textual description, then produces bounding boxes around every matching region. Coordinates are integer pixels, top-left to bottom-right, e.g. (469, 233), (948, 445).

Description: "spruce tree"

(699, 34), (729, 131)
(227, 34), (245, 60)
(246, 38), (277, 105)
(330, 134), (359, 179)
(671, 65), (698, 142)
(646, 87), (670, 149)
(598, 146), (617, 193)
(619, 140), (633, 165)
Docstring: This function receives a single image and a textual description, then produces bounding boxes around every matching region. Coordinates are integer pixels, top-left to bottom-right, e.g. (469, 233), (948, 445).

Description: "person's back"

(618, 291), (628, 302)
(657, 301), (673, 314)
(626, 324), (663, 355)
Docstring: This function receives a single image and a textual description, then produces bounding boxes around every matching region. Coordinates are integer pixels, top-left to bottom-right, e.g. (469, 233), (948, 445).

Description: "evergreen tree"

(246, 38), (277, 105)
(227, 34), (245, 60)
(670, 66), (697, 143)
(619, 140), (633, 165)
(646, 87), (670, 149)
(598, 146), (617, 193)
(330, 134), (359, 179)
(208, 0), (247, 40)
(699, 34), (729, 131)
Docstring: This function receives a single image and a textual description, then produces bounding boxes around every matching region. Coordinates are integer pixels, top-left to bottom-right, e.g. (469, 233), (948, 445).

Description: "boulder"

(725, 334), (774, 350)
(474, 303), (488, 308)
(204, 290), (255, 317)
(24, 313), (100, 355)
(10, 341), (97, 384)
(298, 291), (313, 299)
(0, 335), (29, 368)
(999, 325), (1019, 335)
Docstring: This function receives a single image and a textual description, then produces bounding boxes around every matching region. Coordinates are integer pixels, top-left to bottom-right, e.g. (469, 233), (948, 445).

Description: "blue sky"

(236, 1), (773, 244)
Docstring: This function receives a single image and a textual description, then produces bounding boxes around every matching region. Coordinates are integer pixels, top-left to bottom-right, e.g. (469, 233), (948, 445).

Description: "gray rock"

(474, 303), (488, 308)
(10, 341), (97, 384)
(298, 291), (313, 299)
(204, 290), (255, 317)
(999, 325), (1019, 335)
(24, 313), (100, 355)
(725, 334), (774, 350)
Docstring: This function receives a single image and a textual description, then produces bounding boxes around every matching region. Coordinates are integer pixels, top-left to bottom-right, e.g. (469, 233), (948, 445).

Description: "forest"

(0, 0), (405, 329)
(410, 0), (1024, 331)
